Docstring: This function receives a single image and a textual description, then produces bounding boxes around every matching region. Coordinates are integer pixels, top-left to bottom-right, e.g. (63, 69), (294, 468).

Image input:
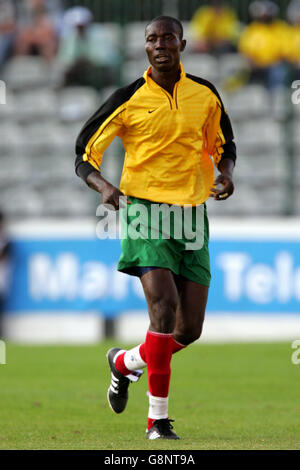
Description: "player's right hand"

(102, 182), (131, 210)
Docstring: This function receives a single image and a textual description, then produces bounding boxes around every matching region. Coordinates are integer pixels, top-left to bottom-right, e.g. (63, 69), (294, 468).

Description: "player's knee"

(175, 323), (203, 345)
(148, 294), (177, 333)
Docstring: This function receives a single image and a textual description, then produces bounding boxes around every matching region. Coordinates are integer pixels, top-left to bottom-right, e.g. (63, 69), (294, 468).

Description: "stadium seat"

(294, 186), (300, 215)
(3, 57), (51, 90)
(42, 186), (95, 216)
(0, 154), (30, 184)
(122, 58), (149, 84)
(99, 22), (121, 48)
(0, 90), (15, 122)
(207, 183), (286, 216)
(1, 185), (44, 217)
(18, 125), (54, 157)
(236, 152), (287, 184)
(124, 22), (147, 59)
(293, 121), (300, 146)
(19, 122), (71, 157)
(181, 53), (219, 83)
(13, 89), (58, 123)
(218, 53), (249, 83)
(59, 121), (83, 149)
(272, 87), (291, 120)
(181, 21), (195, 53)
(234, 119), (283, 155)
(225, 85), (271, 120)
(0, 123), (22, 156)
(58, 87), (101, 122)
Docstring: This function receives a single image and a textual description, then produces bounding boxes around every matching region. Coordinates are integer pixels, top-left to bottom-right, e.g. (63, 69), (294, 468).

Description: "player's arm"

(75, 93), (127, 210)
(205, 95), (236, 201)
(86, 171), (125, 209)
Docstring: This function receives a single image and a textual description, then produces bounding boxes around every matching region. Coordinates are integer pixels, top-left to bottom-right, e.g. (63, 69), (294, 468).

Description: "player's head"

(249, 1), (279, 23)
(145, 16), (186, 72)
(209, 0), (226, 9)
(287, 0), (300, 25)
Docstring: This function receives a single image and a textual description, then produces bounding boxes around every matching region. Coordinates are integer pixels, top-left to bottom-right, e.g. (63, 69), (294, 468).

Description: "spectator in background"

(189, 0), (241, 55)
(58, 6), (120, 90)
(0, 0), (16, 70)
(14, 0), (58, 62)
(0, 211), (11, 339)
(286, 0), (300, 78)
(238, 1), (289, 89)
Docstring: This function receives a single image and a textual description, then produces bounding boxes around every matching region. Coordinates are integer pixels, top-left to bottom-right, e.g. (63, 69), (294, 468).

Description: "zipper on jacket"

(174, 82), (179, 109)
(161, 83), (179, 110)
(161, 89), (173, 110)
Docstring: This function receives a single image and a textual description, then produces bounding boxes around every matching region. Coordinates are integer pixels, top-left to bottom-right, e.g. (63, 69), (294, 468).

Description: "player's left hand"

(209, 173), (234, 201)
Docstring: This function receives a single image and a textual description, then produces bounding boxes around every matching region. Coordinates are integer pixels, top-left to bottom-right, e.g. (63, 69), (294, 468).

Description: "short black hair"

(145, 16), (184, 40)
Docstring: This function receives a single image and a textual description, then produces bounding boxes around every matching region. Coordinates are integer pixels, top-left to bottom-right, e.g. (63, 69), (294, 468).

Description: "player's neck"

(150, 67), (181, 97)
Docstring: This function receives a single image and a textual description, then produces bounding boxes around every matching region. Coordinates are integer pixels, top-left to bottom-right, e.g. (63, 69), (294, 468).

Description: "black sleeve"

(186, 73), (237, 167)
(218, 101), (236, 168)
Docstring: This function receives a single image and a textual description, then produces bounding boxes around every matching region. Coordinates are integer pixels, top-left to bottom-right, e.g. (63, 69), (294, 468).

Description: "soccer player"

(75, 16), (236, 440)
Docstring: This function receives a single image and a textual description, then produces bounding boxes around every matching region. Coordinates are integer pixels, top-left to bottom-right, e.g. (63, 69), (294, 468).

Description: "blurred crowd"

(0, 0), (299, 90)
(0, 0), (120, 90)
(190, 0), (300, 90)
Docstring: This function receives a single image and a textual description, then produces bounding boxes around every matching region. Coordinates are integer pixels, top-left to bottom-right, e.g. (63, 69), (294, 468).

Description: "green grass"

(0, 341), (299, 450)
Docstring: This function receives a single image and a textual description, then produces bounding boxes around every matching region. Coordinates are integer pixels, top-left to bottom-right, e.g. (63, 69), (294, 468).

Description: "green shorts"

(117, 196), (211, 286)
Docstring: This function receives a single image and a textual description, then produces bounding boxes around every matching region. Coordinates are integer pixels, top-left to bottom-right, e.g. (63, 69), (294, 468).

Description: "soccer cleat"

(106, 347), (143, 414)
(146, 419), (180, 440)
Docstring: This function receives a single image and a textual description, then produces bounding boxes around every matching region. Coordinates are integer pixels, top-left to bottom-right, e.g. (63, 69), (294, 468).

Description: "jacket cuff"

(75, 160), (99, 182)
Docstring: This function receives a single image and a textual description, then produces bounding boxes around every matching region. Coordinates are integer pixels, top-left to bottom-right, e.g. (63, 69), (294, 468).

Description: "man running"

(75, 15), (236, 440)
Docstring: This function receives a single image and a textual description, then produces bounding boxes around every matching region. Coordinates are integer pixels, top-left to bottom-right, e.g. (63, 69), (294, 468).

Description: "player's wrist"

(220, 170), (233, 179)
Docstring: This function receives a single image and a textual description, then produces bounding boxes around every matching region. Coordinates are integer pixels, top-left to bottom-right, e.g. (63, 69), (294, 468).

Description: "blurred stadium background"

(0, 0), (300, 345)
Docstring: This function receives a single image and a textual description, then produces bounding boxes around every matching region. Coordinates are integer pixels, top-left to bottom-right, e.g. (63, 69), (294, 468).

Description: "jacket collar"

(143, 62), (186, 89)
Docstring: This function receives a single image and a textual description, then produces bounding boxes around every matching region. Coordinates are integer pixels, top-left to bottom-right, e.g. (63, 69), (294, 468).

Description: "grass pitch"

(0, 341), (299, 450)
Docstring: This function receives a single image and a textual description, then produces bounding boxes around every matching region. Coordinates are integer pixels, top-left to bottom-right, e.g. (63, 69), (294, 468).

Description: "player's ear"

(180, 39), (186, 52)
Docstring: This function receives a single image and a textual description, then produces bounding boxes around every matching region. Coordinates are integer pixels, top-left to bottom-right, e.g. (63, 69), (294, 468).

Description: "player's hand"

(102, 182), (131, 210)
(209, 173), (234, 201)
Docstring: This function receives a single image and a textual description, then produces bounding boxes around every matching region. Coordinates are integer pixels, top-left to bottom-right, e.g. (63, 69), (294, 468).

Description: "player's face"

(145, 20), (186, 73)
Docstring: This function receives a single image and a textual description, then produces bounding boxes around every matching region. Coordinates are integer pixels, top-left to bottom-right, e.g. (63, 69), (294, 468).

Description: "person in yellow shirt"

(189, 0), (241, 54)
(75, 16), (236, 440)
(238, 1), (289, 89)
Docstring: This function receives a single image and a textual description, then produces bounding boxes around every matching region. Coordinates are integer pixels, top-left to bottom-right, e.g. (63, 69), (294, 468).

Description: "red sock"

(147, 417), (155, 430)
(115, 351), (131, 376)
(139, 343), (146, 362)
(145, 331), (173, 398)
(139, 335), (185, 363)
(170, 336), (186, 354)
(145, 331), (173, 430)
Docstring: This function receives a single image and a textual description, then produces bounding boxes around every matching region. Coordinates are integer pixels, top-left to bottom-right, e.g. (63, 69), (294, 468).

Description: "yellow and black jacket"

(75, 63), (236, 206)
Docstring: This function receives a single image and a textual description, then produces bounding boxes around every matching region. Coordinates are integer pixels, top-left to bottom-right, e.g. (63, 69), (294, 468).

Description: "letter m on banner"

(0, 80), (6, 104)
(0, 340), (6, 364)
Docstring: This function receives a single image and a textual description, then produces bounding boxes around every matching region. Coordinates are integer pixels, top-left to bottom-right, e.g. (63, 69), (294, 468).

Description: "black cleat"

(146, 419), (180, 440)
(106, 347), (143, 414)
